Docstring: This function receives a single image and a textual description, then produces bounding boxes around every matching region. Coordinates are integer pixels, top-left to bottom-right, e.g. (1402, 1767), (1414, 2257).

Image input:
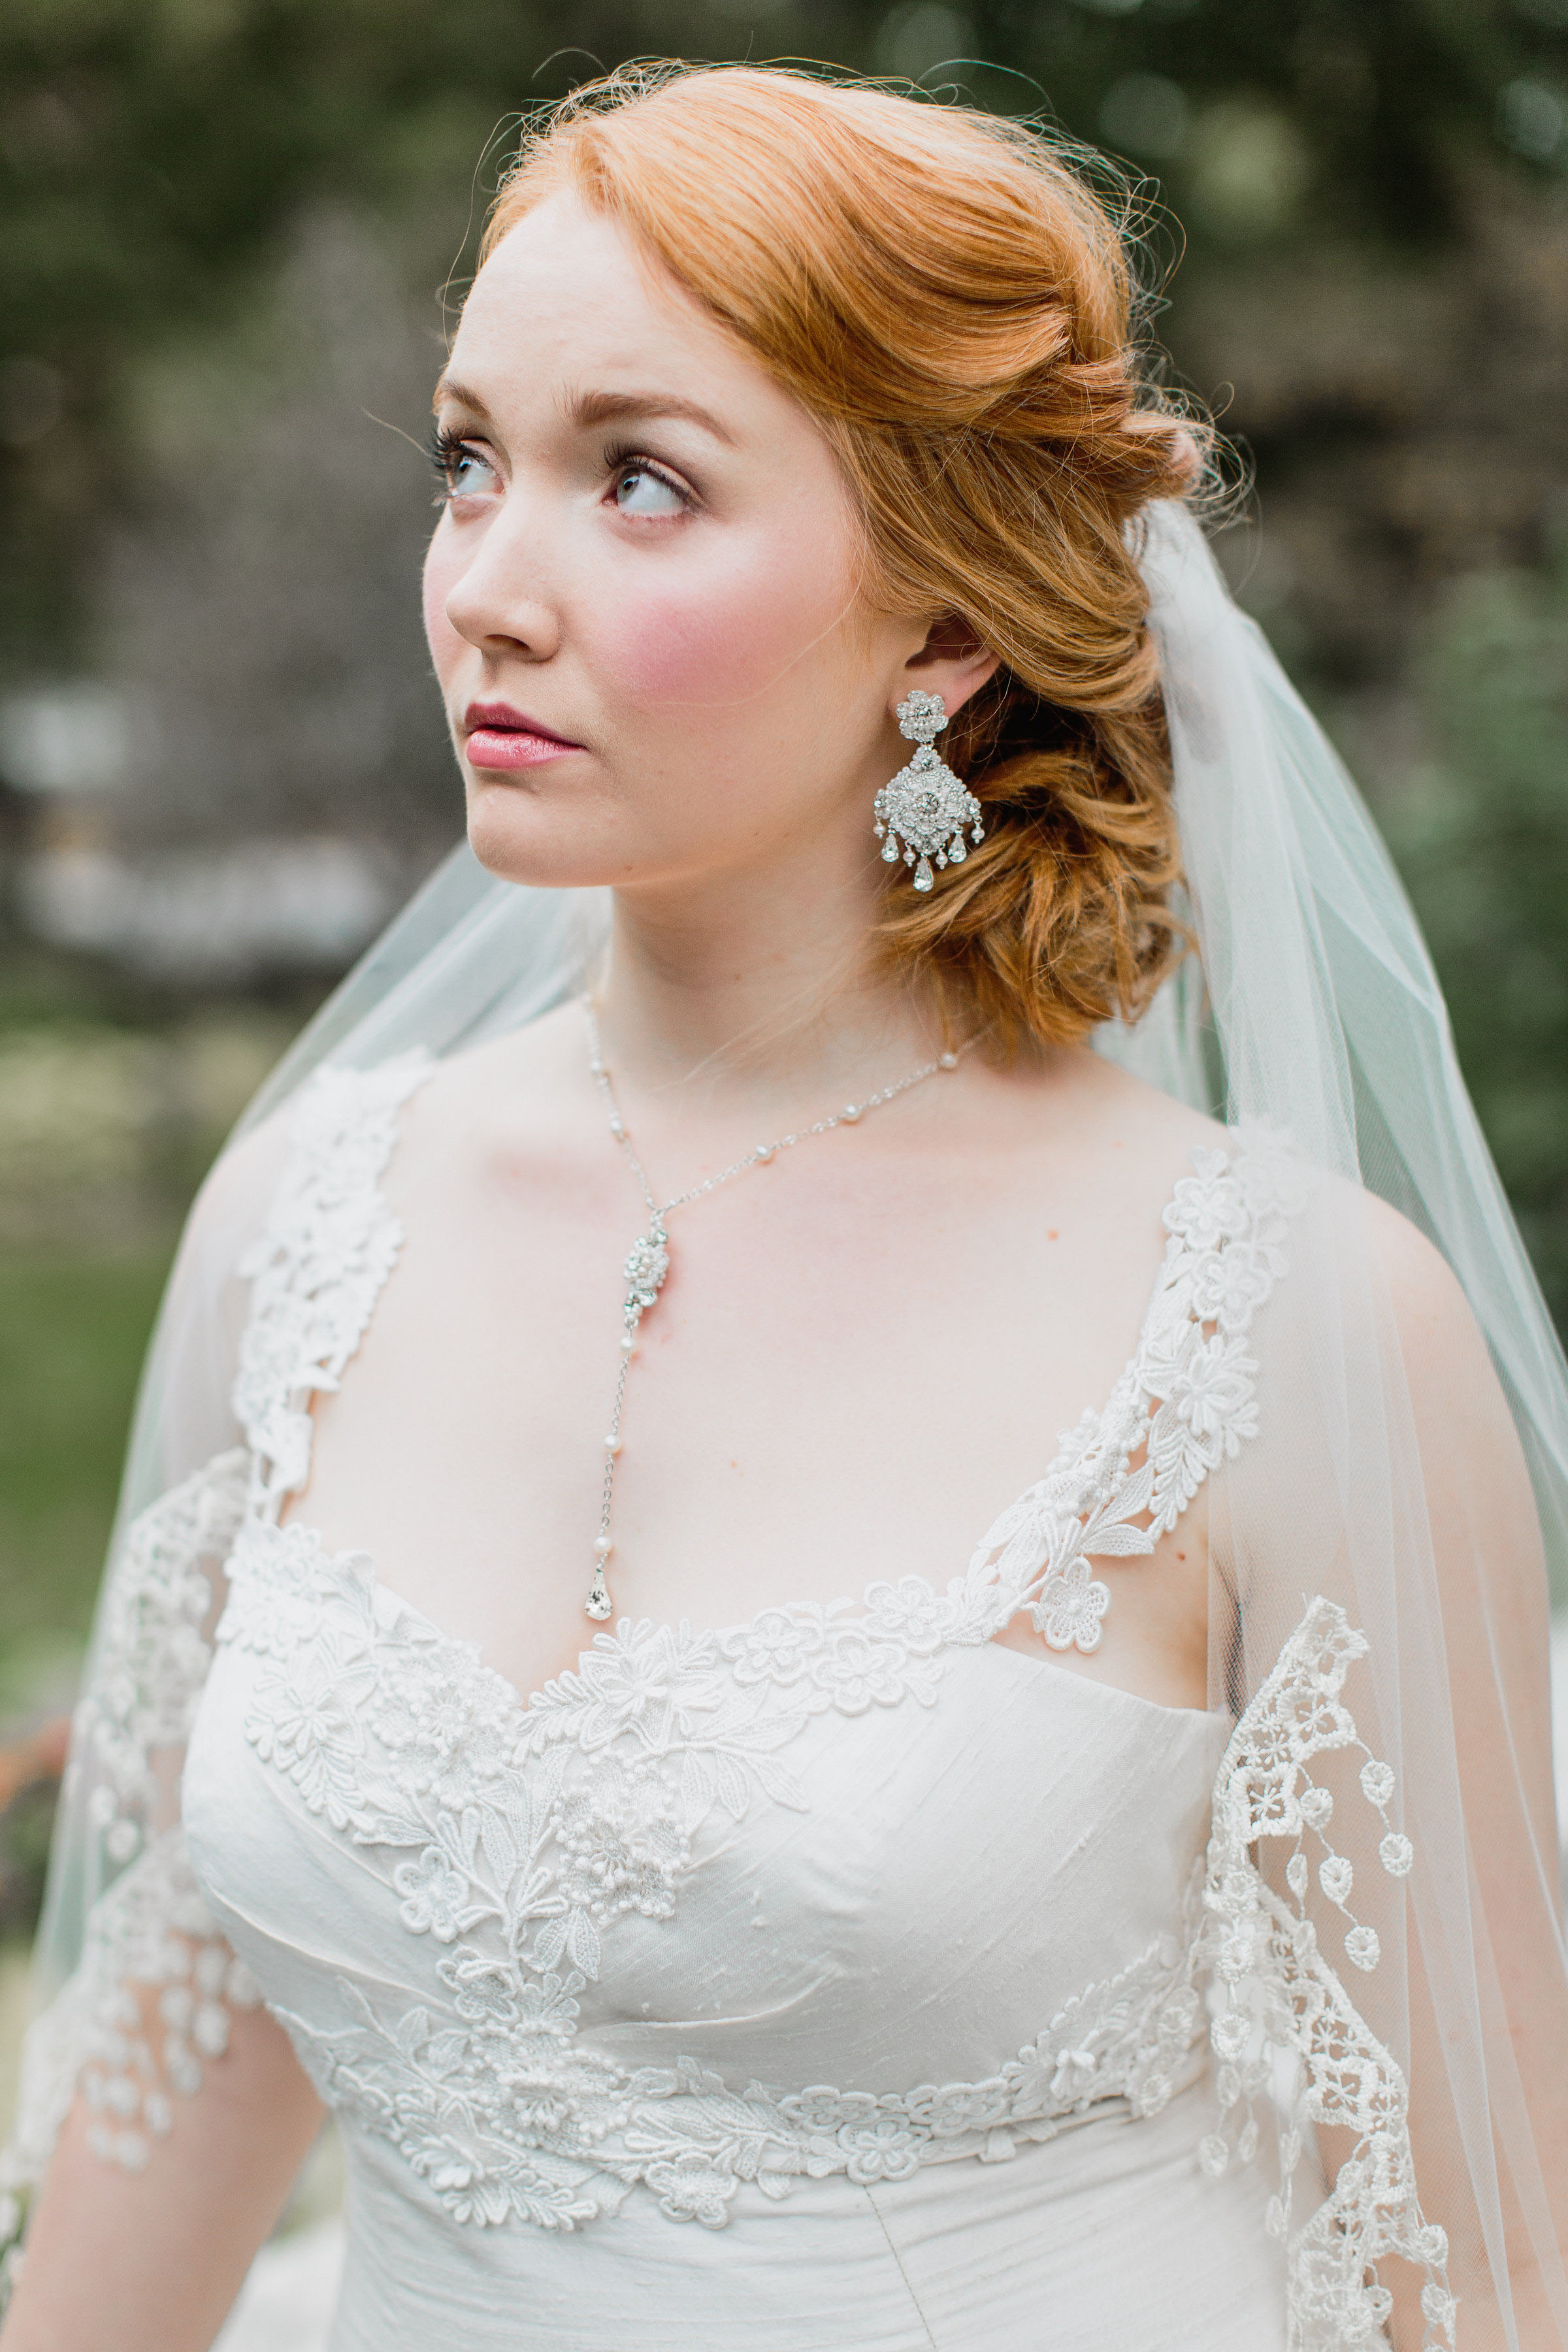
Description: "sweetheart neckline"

(257, 1510), (1228, 1733)
(246, 1066), (1296, 1748)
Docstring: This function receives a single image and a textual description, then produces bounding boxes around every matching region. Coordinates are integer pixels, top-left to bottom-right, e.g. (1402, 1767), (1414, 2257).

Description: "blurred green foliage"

(0, 1771), (61, 1942)
(1386, 540), (1568, 1326)
(0, 1248), (171, 1674)
(2, 0), (1564, 669)
(0, 1004), (297, 1688)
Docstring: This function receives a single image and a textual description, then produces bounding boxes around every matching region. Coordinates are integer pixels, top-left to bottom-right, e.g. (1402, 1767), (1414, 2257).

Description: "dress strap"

(976, 1120), (1309, 1652)
(231, 1052), (433, 1517)
(1128, 1117), (1308, 1533)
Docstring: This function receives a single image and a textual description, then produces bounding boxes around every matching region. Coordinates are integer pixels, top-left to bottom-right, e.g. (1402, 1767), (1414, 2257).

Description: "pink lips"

(463, 700), (583, 771)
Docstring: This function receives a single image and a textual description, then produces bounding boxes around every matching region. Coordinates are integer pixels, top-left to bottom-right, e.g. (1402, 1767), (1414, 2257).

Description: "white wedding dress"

(20, 499), (1559, 2350)
(50, 1058), (1439, 2351)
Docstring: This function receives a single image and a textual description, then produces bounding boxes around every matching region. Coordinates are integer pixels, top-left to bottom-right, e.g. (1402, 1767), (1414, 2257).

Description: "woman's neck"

(593, 847), (949, 1117)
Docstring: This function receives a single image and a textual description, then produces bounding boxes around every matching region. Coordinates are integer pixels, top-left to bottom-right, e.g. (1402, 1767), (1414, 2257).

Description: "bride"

(2, 63), (1565, 2352)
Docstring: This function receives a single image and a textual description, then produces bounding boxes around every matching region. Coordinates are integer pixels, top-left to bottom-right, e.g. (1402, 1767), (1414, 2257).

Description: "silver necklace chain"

(581, 998), (968, 1620)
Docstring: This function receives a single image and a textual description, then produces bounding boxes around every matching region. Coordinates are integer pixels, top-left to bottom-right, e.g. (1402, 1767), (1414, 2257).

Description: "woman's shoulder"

(1351, 1186), (1523, 1458)
(213, 1006), (584, 1215)
(393, 1002), (589, 1188)
(1049, 1042), (1241, 1201)
(411, 999), (583, 1118)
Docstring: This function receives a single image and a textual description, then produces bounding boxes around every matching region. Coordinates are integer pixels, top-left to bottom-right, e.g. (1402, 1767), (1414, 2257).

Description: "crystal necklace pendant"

(580, 1002), (968, 1622)
(623, 1226), (670, 1320)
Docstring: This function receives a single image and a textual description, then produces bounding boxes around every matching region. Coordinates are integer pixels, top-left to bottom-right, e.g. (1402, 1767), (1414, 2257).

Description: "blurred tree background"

(0, 0), (1565, 1935)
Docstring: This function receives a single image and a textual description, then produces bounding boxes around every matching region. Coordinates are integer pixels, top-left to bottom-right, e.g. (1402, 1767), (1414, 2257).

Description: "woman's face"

(424, 192), (988, 895)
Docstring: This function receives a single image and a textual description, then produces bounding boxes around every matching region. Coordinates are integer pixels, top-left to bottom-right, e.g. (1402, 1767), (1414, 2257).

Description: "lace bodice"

(192, 1519), (1222, 2234)
(7, 1060), (1456, 2351)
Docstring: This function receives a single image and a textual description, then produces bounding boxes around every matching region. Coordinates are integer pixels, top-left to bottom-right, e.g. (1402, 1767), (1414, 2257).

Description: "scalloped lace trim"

(221, 1516), (1213, 2232)
(4, 1827), (262, 2200)
(2, 1448), (259, 2210)
(976, 1121), (1308, 1650)
(232, 1052), (432, 1514)
(1, 1052), (431, 2215)
(73, 1446), (250, 1852)
(1198, 1598), (1454, 2351)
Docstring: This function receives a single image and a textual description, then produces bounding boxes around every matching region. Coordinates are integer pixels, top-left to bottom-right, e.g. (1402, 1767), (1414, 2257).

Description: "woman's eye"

(613, 464), (686, 518)
(432, 436), (500, 502)
(450, 449), (497, 495)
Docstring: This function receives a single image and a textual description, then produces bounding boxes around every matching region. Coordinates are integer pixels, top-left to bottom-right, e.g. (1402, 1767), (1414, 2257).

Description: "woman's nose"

(443, 504), (562, 662)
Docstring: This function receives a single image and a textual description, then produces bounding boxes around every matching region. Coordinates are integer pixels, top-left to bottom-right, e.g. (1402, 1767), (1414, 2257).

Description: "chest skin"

(282, 1007), (1220, 1714)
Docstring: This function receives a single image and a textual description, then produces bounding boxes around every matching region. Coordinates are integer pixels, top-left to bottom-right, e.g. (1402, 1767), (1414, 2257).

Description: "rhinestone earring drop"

(874, 691), (985, 893)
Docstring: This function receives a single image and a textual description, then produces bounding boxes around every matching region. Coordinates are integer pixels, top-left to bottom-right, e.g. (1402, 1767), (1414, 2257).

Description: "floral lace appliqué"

(218, 1516), (1215, 2232)
(272, 1903), (1207, 2234)
(232, 1052), (431, 1512)
(973, 1122), (1305, 1653)
(1198, 1598), (1453, 2352)
(1, 1448), (259, 2221)
(278, 1926), (1204, 2232)
(203, 1109), (1313, 2238)
(218, 1527), (996, 1998)
(1, 1060), (432, 2236)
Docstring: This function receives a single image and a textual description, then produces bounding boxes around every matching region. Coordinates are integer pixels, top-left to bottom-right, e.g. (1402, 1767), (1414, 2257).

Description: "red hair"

(483, 64), (1201, 1051)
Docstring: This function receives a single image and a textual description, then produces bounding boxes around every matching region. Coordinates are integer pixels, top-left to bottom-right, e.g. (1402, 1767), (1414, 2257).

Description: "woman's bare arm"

(1374, 1201), (1568, 2351)
(0, 2000), (323, 2352)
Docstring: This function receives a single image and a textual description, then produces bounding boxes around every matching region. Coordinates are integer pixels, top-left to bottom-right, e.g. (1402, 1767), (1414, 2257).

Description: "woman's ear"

(899, 612), (1001, 718)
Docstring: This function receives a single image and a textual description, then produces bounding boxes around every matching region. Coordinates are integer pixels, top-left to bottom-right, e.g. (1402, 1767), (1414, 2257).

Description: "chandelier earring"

(874, 690), (985, 893)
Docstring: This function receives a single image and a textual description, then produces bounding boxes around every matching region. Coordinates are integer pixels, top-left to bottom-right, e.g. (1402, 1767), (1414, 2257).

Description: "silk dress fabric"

(171, 1056), (1307, 2351)
(189, 1598), (1283, 2352)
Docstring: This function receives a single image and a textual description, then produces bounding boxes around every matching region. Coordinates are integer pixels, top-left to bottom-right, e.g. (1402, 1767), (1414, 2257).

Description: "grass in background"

(0, 1002), (299, 1701)
(0, 1245), (174, 1691)
(0, 1243), (177, 1948)
(0, 998), (300, 1950)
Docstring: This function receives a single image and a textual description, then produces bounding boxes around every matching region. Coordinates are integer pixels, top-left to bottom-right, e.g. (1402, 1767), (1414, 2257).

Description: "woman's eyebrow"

(429, 375), (736, 446)
(431, 373), (491, 417)
(564, 387), (736, 444)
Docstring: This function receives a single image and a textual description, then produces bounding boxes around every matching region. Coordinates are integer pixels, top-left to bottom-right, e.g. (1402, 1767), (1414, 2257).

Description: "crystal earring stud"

(874, 691), (985, 893)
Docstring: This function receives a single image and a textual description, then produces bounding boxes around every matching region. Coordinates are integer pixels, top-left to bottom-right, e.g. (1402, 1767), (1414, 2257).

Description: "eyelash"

(429, 423), (487, 503)
(603, 442), (694, 514)
(427, 427), (695, 514)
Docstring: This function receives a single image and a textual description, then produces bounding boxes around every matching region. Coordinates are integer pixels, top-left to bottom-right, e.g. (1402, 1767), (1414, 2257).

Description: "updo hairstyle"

(482, 65), (1203, 1054)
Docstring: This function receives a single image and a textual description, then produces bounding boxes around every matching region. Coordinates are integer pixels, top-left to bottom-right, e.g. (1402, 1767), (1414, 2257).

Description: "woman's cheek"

(602, 536), (847, 711)
(422, 531), (468, 681)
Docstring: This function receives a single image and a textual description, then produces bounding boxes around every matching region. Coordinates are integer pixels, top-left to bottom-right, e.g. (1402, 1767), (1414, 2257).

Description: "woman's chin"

(464, 791), (632, 894)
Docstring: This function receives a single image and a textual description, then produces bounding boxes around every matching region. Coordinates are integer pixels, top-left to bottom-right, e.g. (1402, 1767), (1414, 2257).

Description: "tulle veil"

(7, 502), (1567, 2347)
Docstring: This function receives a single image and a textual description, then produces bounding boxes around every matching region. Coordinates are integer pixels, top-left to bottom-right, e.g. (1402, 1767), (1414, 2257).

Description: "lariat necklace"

(581, 999), (969, 1622)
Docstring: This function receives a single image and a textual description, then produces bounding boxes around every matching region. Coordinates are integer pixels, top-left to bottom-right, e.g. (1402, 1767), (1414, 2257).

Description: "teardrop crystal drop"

(913, 856), (934, 891)
(881, 834), (900, 863)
